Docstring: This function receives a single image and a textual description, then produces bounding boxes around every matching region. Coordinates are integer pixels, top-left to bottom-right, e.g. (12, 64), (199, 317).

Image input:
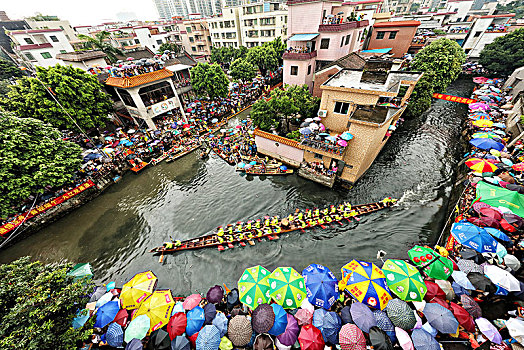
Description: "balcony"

(17, 42), (52, 51)
(298, 166), (336, 188)
(300, 139), (346, 160)
(282, 50), (317, 60)
(318, 20), (369, 32)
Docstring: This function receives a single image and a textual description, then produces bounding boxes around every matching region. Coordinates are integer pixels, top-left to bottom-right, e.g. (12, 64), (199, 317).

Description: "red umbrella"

(500, 219), (518, 233)
(114, 309), (129, 327)
(424, 281), (446, 301)
(472, 202), (492, 213)
(183, 294), (202, 310)
(295, 309), (313, 326)
(450, 302), (475, 332)
(479, 216), (501, 229)
(299, 324), (325, 350)
(188, 332), (199, 347)
(429, 297), (451, 310)
(479, 207), (502, 221)
(167, 312), (187, 339)
(339, 323), (366, 350)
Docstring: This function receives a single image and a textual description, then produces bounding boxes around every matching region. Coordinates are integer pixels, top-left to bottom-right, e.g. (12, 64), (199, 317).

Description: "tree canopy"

(0, 112), (82, 216)
(77, 31), (124, 63)
(0, 58), (23, 80)
(479, 28), (524, 77)
(265, 37), (286, 64)
(2, 64), (112, 130)
(229, 58), (257, 83)
(158, 41), (183, 55)
(190, 62), (229, 99)
(246, 45), (279, 76)
(0, 257), (93, 349)
(210, 46), (248, 67)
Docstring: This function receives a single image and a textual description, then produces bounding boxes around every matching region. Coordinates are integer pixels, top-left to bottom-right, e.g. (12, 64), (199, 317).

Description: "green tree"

(410, 38), (465, 93)
(2, 64), (112, 130)
(479, 29), (524, 76)
(265, 37), (286, 64)
(286, 84), (320, 120)
(77, 31), (124, 63)
(496, 2), (524, 19)
(0, 58), (23, 80)
(230, 58), (257, 83)
(158, 41), (182, 55)
(0, 112), (82, 216)
(210, 46), (226, 64)
(246, 45), (279, 76)
(190, 62), (229, 99)
(0, 257), (93, 349)
(405, 73), (435, 118)
(251, 99), (279, 131)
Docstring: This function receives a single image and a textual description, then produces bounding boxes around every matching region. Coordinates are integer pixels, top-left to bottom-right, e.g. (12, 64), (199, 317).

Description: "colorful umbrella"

(238, 266), (271, 310)
(207, 285), (224, 304)
(183, 294), (202, 310)
(484, 265), (521, 291)
(295, 308), (313, 326)
(451, 271), (475, 290)
(341, 260), (392, 310)
(172, 335), (191, 350)
(124, 314), (150, 343)
(196, 325), (221, 350)
(186, 306), (205, 336)
(450, 222), (498, 253)
(167, 312), (187, 339)
(95, 300), (120, 328)
(268, 304), (288, 336)
(460, 295), (482, 319)
(472, 119), (493, 127)
(268, 267), (307, 309)
(120, 271), (157, 310)
(465, 158), (498, 173)
(339, 323), (366, 350)
(298, 324), (325, 350)
(408, 246), (453, 280)
(395, 327), (414, 350)
(302, 263), (339, 309)
(277, 314), (299, 346)
(313, 309), (341, 344)
(382, 259), (426, 302)
(132, 289), (174, 334)
(72, 310), (90, 330)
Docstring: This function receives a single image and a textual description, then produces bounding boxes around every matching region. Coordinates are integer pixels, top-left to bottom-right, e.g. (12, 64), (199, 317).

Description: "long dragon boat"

(238, 166), (294, 176)
(149, 199), (396, 255)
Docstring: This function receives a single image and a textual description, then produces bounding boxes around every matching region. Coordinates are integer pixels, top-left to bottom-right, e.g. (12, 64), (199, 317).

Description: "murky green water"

(0, 79), (473, 295)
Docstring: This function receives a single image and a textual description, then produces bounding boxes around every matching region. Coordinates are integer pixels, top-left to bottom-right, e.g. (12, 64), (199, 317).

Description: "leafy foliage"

(158, 41), (183, 55)
(210, 46), (248, 67)
(265, 37), (286, 64)
(479, 29), (524, 76)
(0, 257), (93, 349)
(230, 58), (257, 82)
(405, 73), (434, 118)
(77, 31), (124, 63)
(286, 130), (302, 141)
(190, 62), (229, 99)
(0, 112), (82, 216)
(0, 58), (23, 80)
(2, 64), (112, 130)
(496, 2), (524, 19)
(252, 99), (279, 131)
(246, 45), (279, 76)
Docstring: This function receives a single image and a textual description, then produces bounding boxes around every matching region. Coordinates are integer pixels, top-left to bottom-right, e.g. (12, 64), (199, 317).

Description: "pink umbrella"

(479, 207), (502, 221)
(469, 103), (489, 111)
(126, 57), (135, 61)
(339, 323), (366, 350)
(337, 140), (348, 147)
(319, 123), (325, 132)
(294, 309), (313, 326)
(395, 327), (414, 350)
(235, 125), (242, 129)
(183, 294), (202, 310)
(472, 201), (491, 213)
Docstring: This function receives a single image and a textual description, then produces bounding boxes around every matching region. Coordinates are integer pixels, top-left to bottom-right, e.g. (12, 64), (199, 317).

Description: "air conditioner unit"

(317, 110), (327, 117)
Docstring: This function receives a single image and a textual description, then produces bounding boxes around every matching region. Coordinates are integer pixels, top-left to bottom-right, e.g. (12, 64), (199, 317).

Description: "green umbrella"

(67, 263), (93, 281)
(408, 246), (453, 280)
(238, 265), (271, 310)
(382, 259), (427, 302)
(124, 314), (150, 343)
(268, 267), (307, 309)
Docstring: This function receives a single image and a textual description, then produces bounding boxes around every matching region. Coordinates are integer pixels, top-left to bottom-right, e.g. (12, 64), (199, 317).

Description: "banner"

(0, 180), (95, 237)
(432, 93), (476, 104)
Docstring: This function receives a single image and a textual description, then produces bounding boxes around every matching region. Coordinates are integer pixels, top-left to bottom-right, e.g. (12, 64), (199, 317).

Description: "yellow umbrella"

(465, 158), (498, 173)
(132, 289), (175, 334)
(472, 119), (493, 128)
(120, 271), (158, 310)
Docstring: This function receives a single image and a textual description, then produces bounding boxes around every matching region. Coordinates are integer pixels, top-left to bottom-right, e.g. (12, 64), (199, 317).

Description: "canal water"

(0, 78), (473, 295)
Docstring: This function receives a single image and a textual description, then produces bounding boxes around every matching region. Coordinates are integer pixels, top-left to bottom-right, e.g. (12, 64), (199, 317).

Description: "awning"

(288, 33), (319, 41)
(361, 48), (392, 54)
(165, 64), (192, 72)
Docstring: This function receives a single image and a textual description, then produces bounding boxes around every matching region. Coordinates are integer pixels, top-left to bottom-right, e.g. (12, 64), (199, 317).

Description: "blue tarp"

(361, 48), (393, 53)
(288, 33), (319, 41)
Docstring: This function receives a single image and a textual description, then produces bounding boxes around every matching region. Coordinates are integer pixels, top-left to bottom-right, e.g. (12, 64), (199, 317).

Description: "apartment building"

(25, 18), (78, 42)
(208, 7), (242, 48)
(181, 19), (213, 60)
(240, 1), (288, 47)
(462, 13), (515, 58)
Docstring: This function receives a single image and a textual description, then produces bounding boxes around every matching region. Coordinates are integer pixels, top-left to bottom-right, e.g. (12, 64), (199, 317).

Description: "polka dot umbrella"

(268, 267), (307, 309)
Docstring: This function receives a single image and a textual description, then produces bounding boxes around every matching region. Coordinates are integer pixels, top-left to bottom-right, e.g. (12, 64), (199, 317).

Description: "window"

(474, 31), (481, 37)
(134, 39), (139, 44)
(24, 38), (34, 45)
(117, 88), (137, 107)
(156, 39), (163, 44)
(345, 34), (351, 45)
(334, 101), (350, 114)
(340, 36), (344, 47)
(465, 48), (471, 54)
(320, 38), (330, 49)
(41, 52), (52, 59)
(59, 26), (64, 30)
(50, 35), (59, 42)
(307, 65), (311, 75)
(191, 47), (196, 51)
(189, 37), (194, 42)
(139, 81), (175, 107)
(314, 153), (323, 159)
(186, 26), (192, 33)
(60, 50), (67, 54)
(290, 66), (298, 75)
(389, 31), (397, 39)
(376, 31), (385, 39)
(397, 84), (409, 98)
(25, 52), (35, 61)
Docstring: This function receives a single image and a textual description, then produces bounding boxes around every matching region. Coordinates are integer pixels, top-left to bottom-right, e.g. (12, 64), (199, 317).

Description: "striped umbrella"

(268, 267), (307, 309)
(196, 325), (221, 350)
(465, 158), (498, 173)
(382, 259), (427, 302)
(227, 315), (252, 347)
(385, 299), (416, 330)
(106, 323), (124, 348)
(339, 323), (366, 350)
(341, 260), (392, 310)
(238, 266), (271, 310)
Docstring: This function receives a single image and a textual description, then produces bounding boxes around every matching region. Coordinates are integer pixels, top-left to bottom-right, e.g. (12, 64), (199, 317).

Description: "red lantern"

(413, 257), (420, 263)
(421, 256), (427, 262)
(426, 254), (433, 260)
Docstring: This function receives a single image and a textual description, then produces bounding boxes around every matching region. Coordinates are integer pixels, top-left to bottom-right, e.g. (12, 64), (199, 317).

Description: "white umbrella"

(451, 271), (475, 290)
(395, 327), (414, 350)
(309, 123), (319, 130)
(507, 318), (524, 345)
(127, 129), (136, 134)
(504, 255), (521, 272)
(304, 118), (314, 123)
(435, 280), (455, 301)
(412, 301), (426, 313)
(313, 117), (322, 122)
(484, 265), (521, 291)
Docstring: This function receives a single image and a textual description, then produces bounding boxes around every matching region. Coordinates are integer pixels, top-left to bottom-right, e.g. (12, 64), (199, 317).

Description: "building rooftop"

(56, 50), (106, 62)
(323, 68), (422, 93)
(351, 105), (398, 124)
(10, 28), (62, 35)
(316, 52), (366, 73)
(105, 68), (173, 88)
(374, 20), (421, 28)
(115, 47), (155, 61)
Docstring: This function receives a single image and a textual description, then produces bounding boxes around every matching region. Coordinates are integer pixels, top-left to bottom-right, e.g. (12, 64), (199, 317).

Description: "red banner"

(432, 93), (476, 104)
(0, 180), (95, 237)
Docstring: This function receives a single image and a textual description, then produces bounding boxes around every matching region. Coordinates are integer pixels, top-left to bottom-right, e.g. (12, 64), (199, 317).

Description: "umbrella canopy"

(456, 259), (484, 274)
(476, 181), (524, 219)
(408, 246), (453, 280)
(120, 271), (157, 310)
(114, 309), (129, 327)
(227, 315), (252, 347)
(171, 335), (191, 350)
(411, 329), (440, 350)
(485, 227), (511, 242)
(187, 306), (205, 336)
(465, 158), (498, 173)
(302, 263), (339, 309)
(350, 302), (377, 333)
(369, 327), (394, 350)
(422, 303), (459, 334)
(126, 338), (143, 350)
(268, 267), (307, 309)
(254, 334), (274, 350)
(434, 280), (455, 301)
(340, 306), (353, 324)
(451, 271), (475, 290)
(339, 323), (366, 350)
(295, 308), (313, 326)
(484, 265), (521, 291)
(476, 317), (502, 344)
(472, 119), (493, 127)
(252, 303), (275, 334)
(183, 294), (202, 310)
(107, 322), (124, 347)
(504, 254), (521, 271)
(469, 272), (497, 293)
(451, 222), (499, 253)
(423, 281), (446, 301)
(382, 259), (427, 302)
(72, 310), (90, 330)
(167, 312), (187, 339)
(95, 300), (120, 328)
(148, 329), (171, 350)
(385, 299), (416, 330)
(68, 263), (93, 280)
(268, 304), (288, 336)
(469, 138), (504, 151)
(341, 260), (392, 310)
(313, 309), (341, 344)
(373, 309), (396, 343)
(238, 265), (271, 310)
(207, 285), (224, 304)
(196, 325), (221, 350)
(460, 294), (482, 319)
(277, 313), (299, 346)
(395, 327), (414, 350)
(449, 302), (475, 332)
(299, 324), (325, 350)
(204, 303), (217, 325)
(341, 132), (354, 141)
(125, 314), (151, 343)
(133, 290), (175, 334)
(212, 312), (228, 337)
(506, 318), (524, 345)
(219, 337), (233, 350)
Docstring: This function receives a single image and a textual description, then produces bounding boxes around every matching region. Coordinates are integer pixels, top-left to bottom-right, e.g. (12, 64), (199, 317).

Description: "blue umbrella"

(186, 306), (205, 336)
(326, 136), (337, 142)
(299, 128), (312, 135)
(340, 132), (354, 141)
(106, 281), (116, 292)
(411, 329), (440, 350)
(212, 312), (228, 337)
(204, 303), (216, 325)
(451, 282), (470, 297)
(280, 165), (288, 171)
(451, 222), (498, 253)
(422, 303), (459, 334)
(469, 138), (504, 151)
(72, 310), (90, 329)
(302, 263), (339, 309)
(171, 335), (191, 350)
(172, 302), (185, 315)
(372, 309), (396, 344)
(237, 162), (246, 169)
(249, 161), (257, 166)
(95, 300), (120, 328)
(323, 311), (341, 344)
(125, 338), (143, 350)
(340, 306), (353, 324)
(451, 271), (475, 290)
(493, 123), (506, 129)
(484, 227), (511, 242)
(269, 304), (288, 336)
(196, 325), (221, 350)
(106, 323), (124, 348)
(350, 302), (377, 333)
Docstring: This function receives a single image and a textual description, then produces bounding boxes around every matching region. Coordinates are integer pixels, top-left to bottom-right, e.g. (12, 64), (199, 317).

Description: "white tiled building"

(25, 19), (78, 42)
(208, 7), (242, 48)
(462, 13), (515, 58)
